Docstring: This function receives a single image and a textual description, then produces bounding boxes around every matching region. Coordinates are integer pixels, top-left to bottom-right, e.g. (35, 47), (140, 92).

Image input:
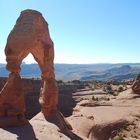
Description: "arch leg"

(31, 44), (72, 131)
(0, 46), (29, 127)
(31, 44), (58, 116)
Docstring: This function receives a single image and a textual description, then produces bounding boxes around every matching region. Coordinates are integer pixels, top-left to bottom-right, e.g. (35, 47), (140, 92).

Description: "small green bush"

(113, 135), (125, 140)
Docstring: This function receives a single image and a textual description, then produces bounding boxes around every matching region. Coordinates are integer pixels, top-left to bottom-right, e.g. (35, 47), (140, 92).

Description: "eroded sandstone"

(132, 74), (140, 94)
(0, 9), (71, 129)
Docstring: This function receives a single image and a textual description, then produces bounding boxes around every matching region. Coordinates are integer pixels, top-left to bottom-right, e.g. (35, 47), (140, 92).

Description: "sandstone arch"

(0, 10), (72, 130)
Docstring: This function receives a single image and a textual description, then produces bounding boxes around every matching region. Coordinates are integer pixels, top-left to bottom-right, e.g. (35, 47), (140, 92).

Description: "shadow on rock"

(4, 122), (38, 140)
(90, 119), (128, 140)
(132, 95), (140, 99)
(59, 92), (77, 117)
(45, 111), (84, 140)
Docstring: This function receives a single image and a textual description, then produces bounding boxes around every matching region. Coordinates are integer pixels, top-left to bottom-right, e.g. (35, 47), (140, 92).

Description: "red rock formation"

(0, 9), (71, 129)
(0, 73), (27, 127)
(132, 74), (140, 94)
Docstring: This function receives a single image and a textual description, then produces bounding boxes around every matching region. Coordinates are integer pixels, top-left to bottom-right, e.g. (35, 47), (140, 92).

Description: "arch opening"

(21, 53), (41, 79)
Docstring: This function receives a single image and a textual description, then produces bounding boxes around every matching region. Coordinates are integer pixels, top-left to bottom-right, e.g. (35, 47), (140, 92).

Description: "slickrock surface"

(71, 89), (140, 140)
(0, 112), (88, 140)
(0, 88), (139, 140)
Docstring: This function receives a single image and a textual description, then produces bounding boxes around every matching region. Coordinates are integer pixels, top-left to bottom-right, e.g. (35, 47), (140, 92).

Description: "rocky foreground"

(0, 87), (139, 140)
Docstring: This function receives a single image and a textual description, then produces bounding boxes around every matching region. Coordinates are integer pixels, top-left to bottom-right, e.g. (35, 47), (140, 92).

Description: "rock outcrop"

(0, 9), (71, 130)
(132, 74), (140, 94)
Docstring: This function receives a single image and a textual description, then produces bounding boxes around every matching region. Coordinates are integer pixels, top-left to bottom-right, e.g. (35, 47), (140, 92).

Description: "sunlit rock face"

(0, 9), (60, 127)
(132, 74), (140, 94)
(5, 9), (54, 73)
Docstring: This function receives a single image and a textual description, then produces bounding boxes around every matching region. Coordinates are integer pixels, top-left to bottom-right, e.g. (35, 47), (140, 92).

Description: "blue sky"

(0, 0), (140, 64)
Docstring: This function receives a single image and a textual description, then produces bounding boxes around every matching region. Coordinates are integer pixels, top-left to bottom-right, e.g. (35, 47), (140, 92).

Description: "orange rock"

(132, 74), (140, 94)
(0, 9), (71, 129)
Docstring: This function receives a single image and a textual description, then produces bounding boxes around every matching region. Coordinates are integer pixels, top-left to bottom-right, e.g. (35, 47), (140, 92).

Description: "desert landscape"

(0, 1), (139, 140)
(0, 76), (140, 140)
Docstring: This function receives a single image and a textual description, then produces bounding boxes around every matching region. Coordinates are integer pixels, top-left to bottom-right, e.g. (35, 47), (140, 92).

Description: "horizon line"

(1, 62), (140, 65)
